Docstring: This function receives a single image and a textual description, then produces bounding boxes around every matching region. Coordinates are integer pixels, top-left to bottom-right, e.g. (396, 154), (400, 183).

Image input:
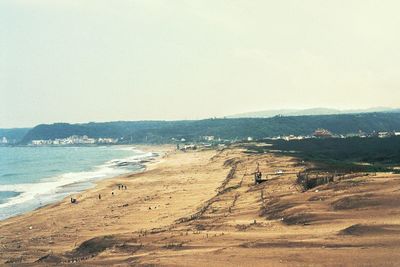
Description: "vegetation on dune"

(244, 136), (400, 173)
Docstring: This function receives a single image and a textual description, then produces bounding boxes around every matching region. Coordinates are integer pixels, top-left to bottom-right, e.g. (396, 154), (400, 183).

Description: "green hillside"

(20, 112), (400, 144)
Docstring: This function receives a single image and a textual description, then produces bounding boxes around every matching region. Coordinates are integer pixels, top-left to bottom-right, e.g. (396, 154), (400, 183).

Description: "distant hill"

(20, 113), (400, 144)
(0, 128), (31, 144)
(228, 107), (400, 118)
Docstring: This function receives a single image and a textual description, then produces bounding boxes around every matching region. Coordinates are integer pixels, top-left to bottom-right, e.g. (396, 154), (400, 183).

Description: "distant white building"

(282, 135), (305, 141)
(81, 135), (96, 144)
(378, 132), (391, 138)
(31, 139), (52, 145)
(98, 138), (117, 144)
(313, 128), (333, 138)
(0, 137), (7, 144)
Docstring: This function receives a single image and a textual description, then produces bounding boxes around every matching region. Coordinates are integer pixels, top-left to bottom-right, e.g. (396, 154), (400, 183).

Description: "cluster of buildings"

(376, 131), (400, 138)
(174, 129), (400, 145)
(251, 129), (400, 142)
(334, 130), (400, 139)
(255, 129), (332, 141)
(30, 135), (118, 146)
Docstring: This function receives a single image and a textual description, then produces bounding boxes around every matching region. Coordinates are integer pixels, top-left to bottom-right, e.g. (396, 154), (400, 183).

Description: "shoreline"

(0, 144), (172, 221)
(0, 145), (225, 263)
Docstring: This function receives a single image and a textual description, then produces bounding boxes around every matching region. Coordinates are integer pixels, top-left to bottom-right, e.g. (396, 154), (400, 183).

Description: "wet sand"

(1, 145), (400, 266)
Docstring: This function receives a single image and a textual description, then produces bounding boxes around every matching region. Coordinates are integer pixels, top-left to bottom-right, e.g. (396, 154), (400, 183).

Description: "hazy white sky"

(1, 0), (400, 128)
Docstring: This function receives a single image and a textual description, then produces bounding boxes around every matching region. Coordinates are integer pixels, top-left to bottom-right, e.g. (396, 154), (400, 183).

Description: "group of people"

(118, 184), (128, 190)
(71, 183), (129, 203)
(110, 184), (128, 196)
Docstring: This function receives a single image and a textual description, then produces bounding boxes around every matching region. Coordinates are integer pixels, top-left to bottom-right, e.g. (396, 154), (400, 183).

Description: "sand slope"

(1, 146), (400, 266)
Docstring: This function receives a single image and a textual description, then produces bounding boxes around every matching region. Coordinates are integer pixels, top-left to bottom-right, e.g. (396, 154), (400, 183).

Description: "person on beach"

(112, 191), (114, 196)
(98, 194), (101, 200)
(118, 185), (121, 190)
(125, 185), (127, 190)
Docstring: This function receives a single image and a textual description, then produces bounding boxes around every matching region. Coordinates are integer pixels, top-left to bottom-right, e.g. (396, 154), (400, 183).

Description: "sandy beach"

(1, 144), (400, 266)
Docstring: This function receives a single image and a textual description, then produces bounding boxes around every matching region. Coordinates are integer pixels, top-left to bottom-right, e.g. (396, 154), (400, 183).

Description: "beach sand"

(1, 145), (400, 266)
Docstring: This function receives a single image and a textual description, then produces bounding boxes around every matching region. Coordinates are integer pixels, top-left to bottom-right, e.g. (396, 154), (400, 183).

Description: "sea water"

(0, 146), (155, 220)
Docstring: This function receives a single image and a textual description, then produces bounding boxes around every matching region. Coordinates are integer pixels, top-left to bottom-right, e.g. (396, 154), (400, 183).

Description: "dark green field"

(244, 136), (400, 173)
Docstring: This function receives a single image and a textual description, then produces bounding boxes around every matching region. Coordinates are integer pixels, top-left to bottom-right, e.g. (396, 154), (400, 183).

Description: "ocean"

(0, 146), (155, 220)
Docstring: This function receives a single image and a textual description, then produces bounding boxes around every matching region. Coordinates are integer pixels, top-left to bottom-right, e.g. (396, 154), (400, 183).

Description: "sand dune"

(1, 145), (400, 266)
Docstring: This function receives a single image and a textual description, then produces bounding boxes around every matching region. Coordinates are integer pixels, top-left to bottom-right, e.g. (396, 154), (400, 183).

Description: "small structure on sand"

(254, 163), (267, 184)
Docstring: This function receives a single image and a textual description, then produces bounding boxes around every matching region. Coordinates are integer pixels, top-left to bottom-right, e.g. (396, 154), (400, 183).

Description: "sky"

(1, 0), (400, 128)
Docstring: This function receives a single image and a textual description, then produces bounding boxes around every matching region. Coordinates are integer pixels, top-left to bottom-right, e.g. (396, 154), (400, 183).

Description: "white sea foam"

(0, 147), (157, 219)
